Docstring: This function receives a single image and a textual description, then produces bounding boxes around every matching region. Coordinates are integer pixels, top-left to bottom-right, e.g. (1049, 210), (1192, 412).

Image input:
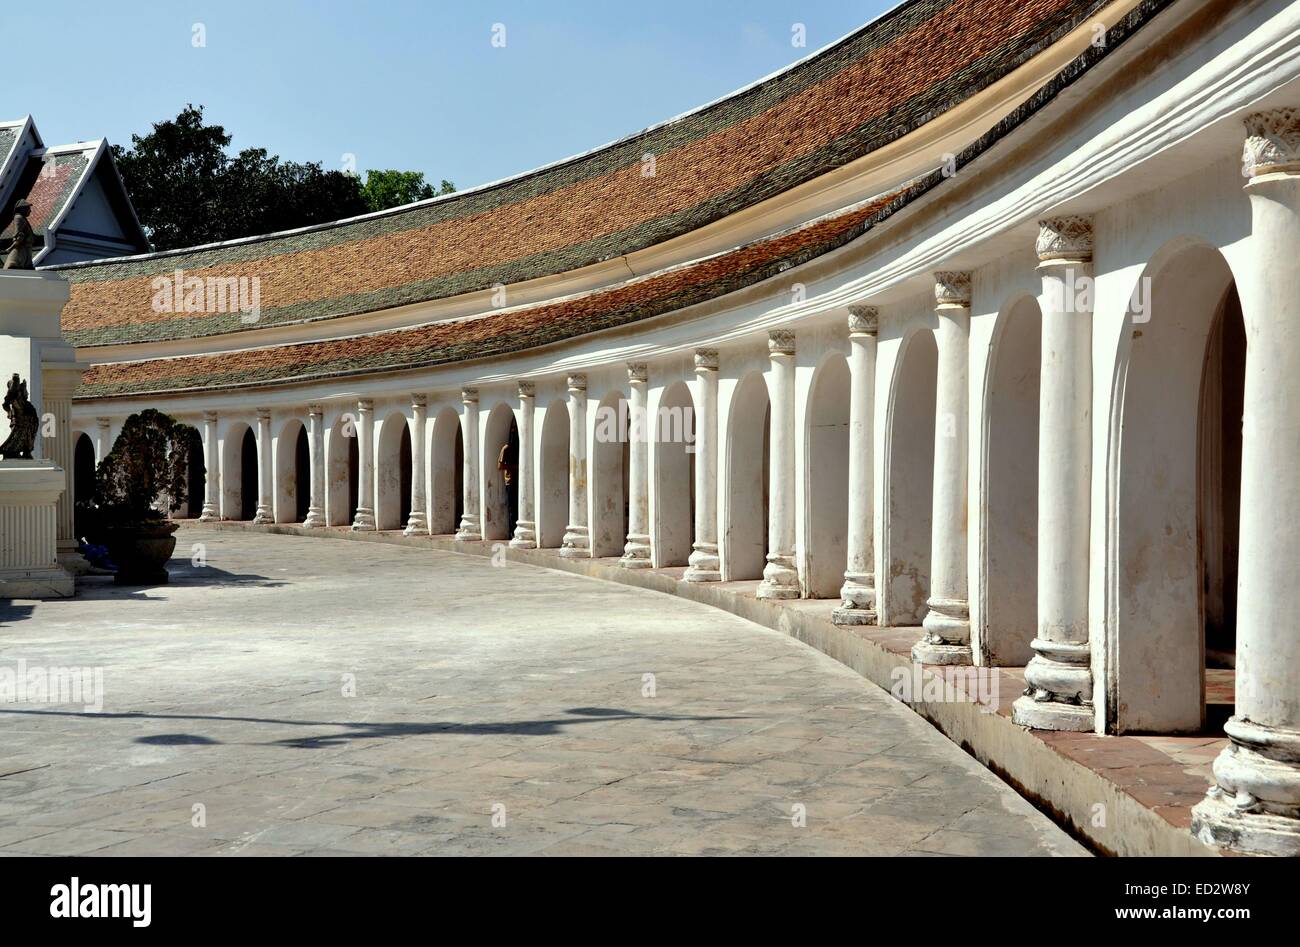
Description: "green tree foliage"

(113, 106), (452, 250)
(361, 169), (456, 212)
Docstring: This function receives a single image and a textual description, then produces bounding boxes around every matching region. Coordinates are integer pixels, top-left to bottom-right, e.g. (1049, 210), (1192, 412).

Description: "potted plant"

(87, 409), (201, 585)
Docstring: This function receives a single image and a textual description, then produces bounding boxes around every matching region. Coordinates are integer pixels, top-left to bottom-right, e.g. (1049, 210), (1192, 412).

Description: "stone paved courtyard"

(0, 530), (1085, 856)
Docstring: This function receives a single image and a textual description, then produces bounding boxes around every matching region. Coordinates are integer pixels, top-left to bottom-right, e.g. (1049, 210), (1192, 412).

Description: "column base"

(303, 507), (326, 529)
(198, 503), (219, 523)
(912, 598), (971, 665)
(756, 554), (799, 600)
(833, 572), (876, 626)
(455, 514), (480, 542)
(1191, 717), (1300, 856)
(352, 507), (376, 531)
(252, 507), (274, 526)
(560, 525), (589, 558)
(510, 521), (537, 549)
(684, 544), (720, 583)
(620, 534), (652, 569)
(403, 513), (427, 536)
(832, 605), (877, 626)
(1011, 694), (1094, 732)
(1192, 792), (1300, 858)
(1019, 639), (1092, 710)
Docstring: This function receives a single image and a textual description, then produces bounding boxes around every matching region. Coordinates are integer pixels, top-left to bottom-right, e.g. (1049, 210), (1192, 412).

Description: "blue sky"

(10, 1), (894, 191)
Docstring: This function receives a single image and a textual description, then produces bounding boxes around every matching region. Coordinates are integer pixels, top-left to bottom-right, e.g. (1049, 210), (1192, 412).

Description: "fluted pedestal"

(0, 460), (73, 598)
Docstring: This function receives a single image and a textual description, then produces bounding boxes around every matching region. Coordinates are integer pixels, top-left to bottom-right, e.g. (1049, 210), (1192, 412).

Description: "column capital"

(306, 403), (323, 416)
(357, 398), (374, 413)
(255, 407), (271, 421)
(768, 329), (796, 356)
(411, 393), (427, 409)
(460, 388), (478, 405)
(847, 305), (879, 336)
(200, 411), (216, 424)
(933, 271), (972, 307)
(694, 348), (719, 371)
(1036, 215), (1094, 262)
(1244, 108), (1300, 179)
(627, 363), (648, 384)
(566, 373), (587, 392)
(517, 381), (535, 399)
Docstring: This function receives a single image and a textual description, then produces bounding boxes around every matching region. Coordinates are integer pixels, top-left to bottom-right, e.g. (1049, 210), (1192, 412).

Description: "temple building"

(38, 0), (1300, 856)
(0, 116), (149, 266)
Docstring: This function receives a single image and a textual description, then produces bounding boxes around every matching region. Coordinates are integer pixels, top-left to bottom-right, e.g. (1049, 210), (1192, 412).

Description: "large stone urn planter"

(103, 521), (179, 585)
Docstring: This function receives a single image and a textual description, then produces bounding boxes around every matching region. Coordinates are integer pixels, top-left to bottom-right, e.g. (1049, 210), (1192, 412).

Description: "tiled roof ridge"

(57, 0), (1123, 348)
(50, 0), (948, 272)
(76, 0), (1181, 400)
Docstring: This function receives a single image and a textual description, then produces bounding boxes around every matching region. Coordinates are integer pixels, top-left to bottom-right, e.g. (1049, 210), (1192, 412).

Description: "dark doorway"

(240, 427), (257, 520)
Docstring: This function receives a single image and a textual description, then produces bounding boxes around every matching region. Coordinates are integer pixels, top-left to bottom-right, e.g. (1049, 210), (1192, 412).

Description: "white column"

(834, 307), (878, 625)
(95, 416), (112, 464)
(303, 404), (326, 527)
(621, 363), (652, 568)
(560, 374), (590, 557)
(1014, 218), (1095, 731)
(913, 272), (972, 665)
(41, 366), (80, 564)
(199, 411), (219, 522)
(252, 408), (274, 525)
(1193, 109), (1300, 856)
(685, 349), (721, 582)
(405, 394), (428, 535)
(455, 388), (480, 540)
(758, 329), (799, 599)
(511, 382), (538, 548)
(352, 399), (376, 530)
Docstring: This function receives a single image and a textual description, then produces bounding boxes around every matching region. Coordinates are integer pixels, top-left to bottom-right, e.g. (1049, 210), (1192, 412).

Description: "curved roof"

(57, 0), (1113, 350)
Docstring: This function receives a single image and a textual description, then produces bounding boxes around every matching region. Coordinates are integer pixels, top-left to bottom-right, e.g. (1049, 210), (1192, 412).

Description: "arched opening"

(804, 356), (851, 599)
(220, 422), (251, 521)
(652, 381), (696, 568)
(376, 412), (413, 531)
(295, 425), (310, 522)
(430, 407), (463, 535)
(980, 297), (1040, 665)
(724, 371), (770, 582)
(274, 419), (308, 524)
(239, 427), (258, 521)
(324, 415), (360, 526)
(73, 432), (96, 538)
(591, 391), (629, 558)
(537, 399), (569, 548)
(181, 424), (205, 518)
(482, 403), (520, 542)
(881, 329), (937, 626)
(1108, 240), (1241, 734)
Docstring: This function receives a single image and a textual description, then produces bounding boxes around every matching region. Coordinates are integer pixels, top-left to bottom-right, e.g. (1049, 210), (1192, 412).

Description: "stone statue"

(1, 373), (39, 459)
(3, 200), (35, 270)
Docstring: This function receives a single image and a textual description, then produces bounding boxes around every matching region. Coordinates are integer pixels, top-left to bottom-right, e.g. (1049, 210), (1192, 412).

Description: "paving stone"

(0, 530), (1085, 857)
